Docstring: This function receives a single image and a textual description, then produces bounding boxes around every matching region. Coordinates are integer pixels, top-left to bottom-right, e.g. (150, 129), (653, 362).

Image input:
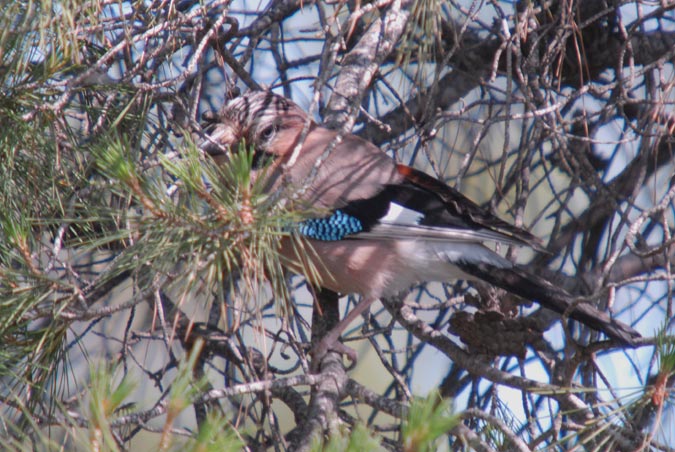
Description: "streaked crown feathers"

(218, 91), (310, 152)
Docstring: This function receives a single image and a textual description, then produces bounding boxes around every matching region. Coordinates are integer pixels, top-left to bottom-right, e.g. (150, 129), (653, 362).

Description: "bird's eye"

(259, 124), (277, 141)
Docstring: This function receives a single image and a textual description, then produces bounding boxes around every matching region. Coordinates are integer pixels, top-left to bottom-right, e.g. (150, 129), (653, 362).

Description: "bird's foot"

(310, 338), (358, 371)
(308, 297), (375, 371)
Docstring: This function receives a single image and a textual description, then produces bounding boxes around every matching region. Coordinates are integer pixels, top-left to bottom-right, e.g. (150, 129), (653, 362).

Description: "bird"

(199, 90), (641, 363)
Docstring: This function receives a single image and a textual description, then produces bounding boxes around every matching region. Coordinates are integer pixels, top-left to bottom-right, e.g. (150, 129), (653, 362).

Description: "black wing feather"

(338, 164), (539, 248)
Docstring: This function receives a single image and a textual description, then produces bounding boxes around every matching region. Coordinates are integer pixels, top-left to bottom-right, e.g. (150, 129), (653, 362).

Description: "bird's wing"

(300, 162), (540, 248)
(390, 165), (541, 247)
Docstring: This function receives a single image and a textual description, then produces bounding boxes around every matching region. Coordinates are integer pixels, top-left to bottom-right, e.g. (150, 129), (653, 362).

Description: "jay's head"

(200, 91), (312, 167)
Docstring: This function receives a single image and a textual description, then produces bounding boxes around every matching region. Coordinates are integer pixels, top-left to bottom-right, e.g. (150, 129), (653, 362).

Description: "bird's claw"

(310, 338), (358, 371)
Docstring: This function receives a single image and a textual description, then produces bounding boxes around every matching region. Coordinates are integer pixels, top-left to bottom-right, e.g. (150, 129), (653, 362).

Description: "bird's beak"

(199, 123), (237, 159)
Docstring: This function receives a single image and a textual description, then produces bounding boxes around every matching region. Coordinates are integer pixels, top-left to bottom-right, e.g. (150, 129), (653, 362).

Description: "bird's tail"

(458, 262), (641, 346)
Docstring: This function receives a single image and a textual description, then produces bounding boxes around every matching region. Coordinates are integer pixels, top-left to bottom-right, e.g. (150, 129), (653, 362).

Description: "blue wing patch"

(297, 210), (363, 241)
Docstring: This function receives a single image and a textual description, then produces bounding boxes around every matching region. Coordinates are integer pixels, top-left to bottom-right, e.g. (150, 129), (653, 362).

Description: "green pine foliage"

(0, 1), (292, 446)
(0, 0), (670, 449)
(314, 423), (382, 452)
(402, 393), (457, 452)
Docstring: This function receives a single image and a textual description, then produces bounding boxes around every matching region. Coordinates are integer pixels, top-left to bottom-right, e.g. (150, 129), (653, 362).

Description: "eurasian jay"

(200, 91), (640, 362)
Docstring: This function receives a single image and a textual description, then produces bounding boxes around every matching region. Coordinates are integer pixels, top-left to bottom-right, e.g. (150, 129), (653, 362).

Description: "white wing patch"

(365, 201), (528, 247)
(359, 223), (527, 246)
(380, 201), (424, 225)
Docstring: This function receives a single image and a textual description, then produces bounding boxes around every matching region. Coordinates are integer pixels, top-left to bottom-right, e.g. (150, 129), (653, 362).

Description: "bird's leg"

(311, 296), (376, 369)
